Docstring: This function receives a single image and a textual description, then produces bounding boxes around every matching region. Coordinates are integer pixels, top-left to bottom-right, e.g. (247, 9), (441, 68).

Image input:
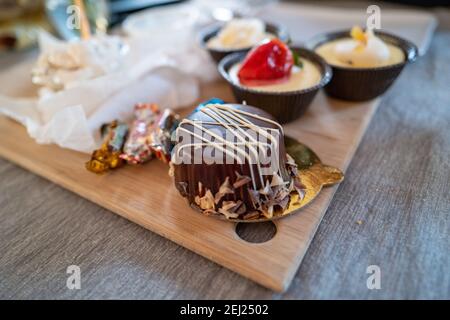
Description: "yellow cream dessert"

(315, 26), (405, 68)
(229, 58), (322, 92)
(207, 18), (273, 50)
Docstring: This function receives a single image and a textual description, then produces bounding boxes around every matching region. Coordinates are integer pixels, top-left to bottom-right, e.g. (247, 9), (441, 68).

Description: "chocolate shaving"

(194, 160), (304, 219)
(196, 189), (215, 210)
(176, 182), (188, 197)
(259, 180), (272, 196)
(218, 206), (239, 219)
(286, 153), (299, 177)
(214, 194), (223, 205)
(217, 200), (247, 219)
(274, 187), (290, 203)
(276, 194), (290, 211)
(262, 205), (274, 219)
(248, 189), (262, 210)
(243, 211), (260, 220)
(233, 200), (247, 215)
(270, 172), (286, 187)
(221, 201), (236, 211)
(233, 175), (252, 189)
(286, 153), (296, 166)
(215, 177), (234, 204)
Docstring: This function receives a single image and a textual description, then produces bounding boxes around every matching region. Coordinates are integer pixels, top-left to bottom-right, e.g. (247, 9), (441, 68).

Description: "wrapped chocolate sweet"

(150, 109), (180, 163)
(120, 103), (160, 164)
(86, 103), (179, 172)
(120, 103), (179, 164)
(86, 121), (128, 174)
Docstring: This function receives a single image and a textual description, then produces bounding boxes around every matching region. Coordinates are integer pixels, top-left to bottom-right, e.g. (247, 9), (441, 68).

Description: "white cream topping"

(228, 58), (322, 92)
(334, 29), (389, 67)
(315, 29), (405, 68)
(206, 18), (272, 50)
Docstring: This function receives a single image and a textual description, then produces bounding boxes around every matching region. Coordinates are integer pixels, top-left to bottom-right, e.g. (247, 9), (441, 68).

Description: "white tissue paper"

(0, 29), (216, 153)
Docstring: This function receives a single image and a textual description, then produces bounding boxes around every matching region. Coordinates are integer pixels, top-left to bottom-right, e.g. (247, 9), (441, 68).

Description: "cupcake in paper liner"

(310, 26), (418, 101)
(218, 38), (331, 124)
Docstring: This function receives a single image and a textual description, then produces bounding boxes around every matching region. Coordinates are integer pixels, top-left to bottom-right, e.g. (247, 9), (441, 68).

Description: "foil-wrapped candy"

(150, 109), (180, 163)
(120, 103), (158, 164)
(120, 103), (160, 164)
(86, 103), (179, 172)
(85, 121), (128, 174)
(121, 103), (179, 164)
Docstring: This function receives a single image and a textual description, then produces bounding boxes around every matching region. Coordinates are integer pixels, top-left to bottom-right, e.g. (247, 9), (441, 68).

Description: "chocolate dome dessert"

(171, 103), (304, 220)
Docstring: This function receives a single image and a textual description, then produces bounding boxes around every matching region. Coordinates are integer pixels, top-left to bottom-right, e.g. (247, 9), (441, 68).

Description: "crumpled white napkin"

(0, 30), (216, 153)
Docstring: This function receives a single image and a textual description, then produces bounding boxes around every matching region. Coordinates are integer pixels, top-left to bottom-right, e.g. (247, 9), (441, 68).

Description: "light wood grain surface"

(0, 4), (449, 299)
(0, 71), (377, 292)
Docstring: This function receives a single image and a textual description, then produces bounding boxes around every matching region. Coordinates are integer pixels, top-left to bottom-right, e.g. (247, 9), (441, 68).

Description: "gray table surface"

(0, 4), (449, 300)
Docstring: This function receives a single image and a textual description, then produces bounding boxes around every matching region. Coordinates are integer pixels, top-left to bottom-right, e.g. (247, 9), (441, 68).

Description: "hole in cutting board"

(235, 221), (277, 243)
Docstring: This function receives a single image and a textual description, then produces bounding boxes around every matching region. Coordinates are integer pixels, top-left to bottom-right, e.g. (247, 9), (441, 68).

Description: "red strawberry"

(238, 38), (294, 86)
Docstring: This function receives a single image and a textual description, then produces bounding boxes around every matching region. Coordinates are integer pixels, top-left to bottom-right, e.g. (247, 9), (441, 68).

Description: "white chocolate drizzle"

(173, 104), (288, 191)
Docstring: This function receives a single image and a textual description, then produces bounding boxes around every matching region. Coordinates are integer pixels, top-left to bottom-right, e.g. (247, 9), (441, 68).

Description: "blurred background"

(0, 0), (448, 53)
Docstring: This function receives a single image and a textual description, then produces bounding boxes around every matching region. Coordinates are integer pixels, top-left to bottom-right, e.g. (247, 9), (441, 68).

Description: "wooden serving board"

(0, 82), (378, 292)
